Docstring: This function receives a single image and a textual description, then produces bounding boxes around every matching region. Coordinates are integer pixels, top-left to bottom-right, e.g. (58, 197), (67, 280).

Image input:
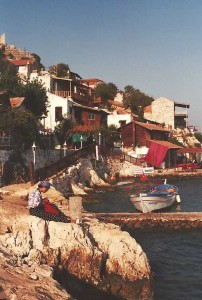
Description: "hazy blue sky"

(1, 0), (202, 129)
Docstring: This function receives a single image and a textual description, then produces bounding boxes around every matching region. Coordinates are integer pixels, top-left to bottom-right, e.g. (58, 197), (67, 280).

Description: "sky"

(1, 0), (202, 130)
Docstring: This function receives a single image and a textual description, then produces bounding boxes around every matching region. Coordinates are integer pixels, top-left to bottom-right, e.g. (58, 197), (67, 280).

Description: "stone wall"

(144, 97), (174, 129)
(0, 149), (62, 170)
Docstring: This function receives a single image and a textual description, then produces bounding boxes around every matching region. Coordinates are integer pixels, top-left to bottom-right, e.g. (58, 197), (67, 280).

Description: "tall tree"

(23, 78), (48, 117)
(0, 50), (23, 96)
(31, 53), (45, 71)
(0, 107), (40, 150)
(48, 63), (70, 77)
(123, 85), (154, 119)
(54, 116), (74, 145)
(94, 82), (117, 106)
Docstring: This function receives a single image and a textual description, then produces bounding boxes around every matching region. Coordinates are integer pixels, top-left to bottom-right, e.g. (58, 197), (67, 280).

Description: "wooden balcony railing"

(52, 91), (71, 98)
(52, 91), (90, 102)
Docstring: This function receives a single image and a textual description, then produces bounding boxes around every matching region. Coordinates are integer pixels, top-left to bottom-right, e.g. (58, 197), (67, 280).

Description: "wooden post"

(1, 162), (4, 187)
(132, 119), (135, 150)
(29, 161), (35, 186)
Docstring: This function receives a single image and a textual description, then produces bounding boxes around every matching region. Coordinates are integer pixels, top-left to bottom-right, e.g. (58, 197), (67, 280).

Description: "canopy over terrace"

(144, 140), (182, 168)
(177, 147), (202, 164)
(177, 148), (202, 154)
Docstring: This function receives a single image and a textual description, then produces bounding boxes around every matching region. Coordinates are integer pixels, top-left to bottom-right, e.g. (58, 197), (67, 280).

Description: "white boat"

(130, 180), (181, 213)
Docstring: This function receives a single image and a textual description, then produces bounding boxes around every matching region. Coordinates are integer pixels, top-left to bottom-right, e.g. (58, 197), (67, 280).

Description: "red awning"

(144, 141), (169, 167)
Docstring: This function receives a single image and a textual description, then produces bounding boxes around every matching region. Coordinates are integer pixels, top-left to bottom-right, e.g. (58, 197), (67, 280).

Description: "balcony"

(72, 92), (90, 103)
(52, 91), (71, 98)
(52, 90), (90, 103)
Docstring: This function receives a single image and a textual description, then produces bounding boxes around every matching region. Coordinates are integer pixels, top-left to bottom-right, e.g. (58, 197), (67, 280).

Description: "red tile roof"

(9, 59), (35, 66)
(136, 121), (169, 132)
(10, 97), (25, 108)
(80, 78), (103, 84)
(144, 105), (152, 113)
(108, 100), (124, 107)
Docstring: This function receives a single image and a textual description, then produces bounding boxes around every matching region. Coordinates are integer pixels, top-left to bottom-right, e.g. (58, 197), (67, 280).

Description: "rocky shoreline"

(0, 188), (152, 300)
(0, 157), (201, 299)
(0, 156), (154, 300)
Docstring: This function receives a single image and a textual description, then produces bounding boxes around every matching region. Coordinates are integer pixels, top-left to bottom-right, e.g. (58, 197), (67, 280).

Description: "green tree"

(92, 124), (120, 147)
(123, 85), (154, 119)
(48, 63), (70, 77)
(0, 51), (23, 96)
(94, 82), (117, 106)
(31, 53), (45, 71)
(23, 78), (48, 117)
(0, 51), (50, 150)
(0, 107), (40, 150)
(194, 132), (202, 144)
(54, 116), (74, 145)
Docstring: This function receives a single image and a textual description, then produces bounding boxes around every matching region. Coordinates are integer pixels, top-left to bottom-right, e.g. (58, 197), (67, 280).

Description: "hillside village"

(0, 32), (202, 175)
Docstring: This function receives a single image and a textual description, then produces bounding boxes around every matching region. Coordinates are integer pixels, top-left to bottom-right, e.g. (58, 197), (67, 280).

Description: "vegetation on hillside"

(23, 79), (48, 117)
(94, 82), (117, 106)
(0, 50), (23, 96)
(123, 85), (154, 119)
(194, 132), (202, 144)
(0, 49), (48, 149)
(48, 63), (70, 77)
(0, 106), (40, 150)
(54, 116), (74, 146)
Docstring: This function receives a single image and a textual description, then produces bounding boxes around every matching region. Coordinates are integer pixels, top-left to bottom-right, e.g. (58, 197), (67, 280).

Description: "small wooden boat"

(130, 180), (181, 213)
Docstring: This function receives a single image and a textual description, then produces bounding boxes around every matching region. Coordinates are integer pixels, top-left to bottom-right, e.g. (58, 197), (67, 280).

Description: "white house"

(30, 71), (51, 90)
(107, 110), (133, 128)
(10, 59), (37, 79)
(44, 92), (73, 132)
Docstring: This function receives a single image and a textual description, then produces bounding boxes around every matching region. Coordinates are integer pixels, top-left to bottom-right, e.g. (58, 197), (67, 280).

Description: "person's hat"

(38, 181), (51, 189)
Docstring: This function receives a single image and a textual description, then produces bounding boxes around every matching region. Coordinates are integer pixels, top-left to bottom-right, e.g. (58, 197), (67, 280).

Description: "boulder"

(1, 215), (153, 299)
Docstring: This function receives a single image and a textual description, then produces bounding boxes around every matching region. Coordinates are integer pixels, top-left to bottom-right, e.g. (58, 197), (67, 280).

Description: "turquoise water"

(83, 177), (202, 300)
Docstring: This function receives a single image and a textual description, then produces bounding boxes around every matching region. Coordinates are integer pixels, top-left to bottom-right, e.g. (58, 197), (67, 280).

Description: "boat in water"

(130, 180), (181, 213)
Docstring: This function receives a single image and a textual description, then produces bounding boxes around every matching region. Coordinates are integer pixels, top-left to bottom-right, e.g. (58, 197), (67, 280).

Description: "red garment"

(144, 141), (168, 167)
(44, 202), (59, 215)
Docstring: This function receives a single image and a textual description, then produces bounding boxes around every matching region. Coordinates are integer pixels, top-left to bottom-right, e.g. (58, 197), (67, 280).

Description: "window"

(55, 107), (63, 122)
(119, 120), (126, 127)
(88, 112), (95, 120)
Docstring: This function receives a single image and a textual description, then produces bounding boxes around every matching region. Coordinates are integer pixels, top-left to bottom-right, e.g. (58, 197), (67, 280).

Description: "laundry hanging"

(144, 141), (169, 167)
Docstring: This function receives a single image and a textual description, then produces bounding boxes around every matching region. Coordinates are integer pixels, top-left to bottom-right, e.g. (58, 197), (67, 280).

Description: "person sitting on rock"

(28, 181), (70, 223)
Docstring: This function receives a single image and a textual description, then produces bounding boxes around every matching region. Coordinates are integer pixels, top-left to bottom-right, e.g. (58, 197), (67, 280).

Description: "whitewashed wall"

(44, 92), (73, 132)
(107, 111), (132, 128)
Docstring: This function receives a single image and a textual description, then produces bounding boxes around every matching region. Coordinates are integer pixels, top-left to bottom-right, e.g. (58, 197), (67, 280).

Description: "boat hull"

(130, 194), (177, 213)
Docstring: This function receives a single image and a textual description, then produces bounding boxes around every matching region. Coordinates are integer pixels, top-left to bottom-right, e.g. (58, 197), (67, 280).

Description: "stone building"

(144, 97), (190, 130)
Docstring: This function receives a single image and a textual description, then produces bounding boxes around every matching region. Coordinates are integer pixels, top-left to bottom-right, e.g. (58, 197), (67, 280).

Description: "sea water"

(83, 177), (202, 300)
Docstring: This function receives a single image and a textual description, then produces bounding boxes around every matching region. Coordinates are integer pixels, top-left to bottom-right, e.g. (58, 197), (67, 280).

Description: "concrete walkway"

(94, 212), (202, 229)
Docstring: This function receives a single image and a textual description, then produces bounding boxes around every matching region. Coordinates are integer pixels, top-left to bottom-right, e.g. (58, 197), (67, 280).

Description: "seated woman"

(28, 180), (70, 223)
